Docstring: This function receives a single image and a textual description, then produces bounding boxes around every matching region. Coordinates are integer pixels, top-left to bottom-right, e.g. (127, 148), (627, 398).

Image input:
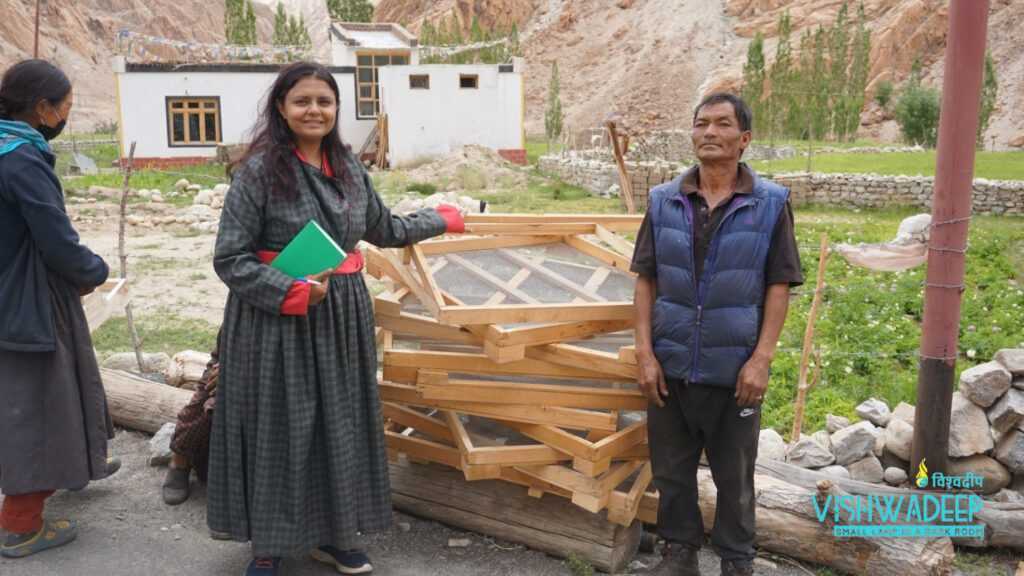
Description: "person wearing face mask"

(0, 59), (119, 559)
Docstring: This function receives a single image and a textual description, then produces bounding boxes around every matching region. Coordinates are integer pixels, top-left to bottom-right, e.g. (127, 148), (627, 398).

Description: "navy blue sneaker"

(311, 546), (373, 574)
(244, 557), (282, 576)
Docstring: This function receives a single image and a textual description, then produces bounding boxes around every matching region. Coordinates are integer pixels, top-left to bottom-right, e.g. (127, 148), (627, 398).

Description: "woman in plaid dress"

(207, 62), (463, 576)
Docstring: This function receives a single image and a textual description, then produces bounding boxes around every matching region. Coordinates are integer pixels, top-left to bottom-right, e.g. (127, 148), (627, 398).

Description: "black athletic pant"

(647, 378), (760, 564)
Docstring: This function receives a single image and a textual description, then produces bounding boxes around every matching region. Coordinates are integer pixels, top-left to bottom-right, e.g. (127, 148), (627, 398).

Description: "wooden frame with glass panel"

(356, 51), (410, 119)
(166, 96), (222, 147)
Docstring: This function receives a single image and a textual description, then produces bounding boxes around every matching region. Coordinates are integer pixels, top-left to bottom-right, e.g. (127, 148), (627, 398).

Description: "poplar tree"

(977, 52), (998, 148)
(741, 33), (767, 136)
(844, 2), (871, 140)
(327, 0), (374, 22)
(828, 1), (850, 139)
(544, 62), (564, 153)
(767, 10), (793, 139)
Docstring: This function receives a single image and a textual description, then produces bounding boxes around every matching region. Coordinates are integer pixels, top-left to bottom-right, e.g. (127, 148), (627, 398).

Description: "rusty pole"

(911, 0), (990, 479)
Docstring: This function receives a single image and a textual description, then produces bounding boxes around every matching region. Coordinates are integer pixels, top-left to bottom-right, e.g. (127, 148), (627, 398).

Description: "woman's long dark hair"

(234, 61), (354, 198)
(0, 59), (71, 121)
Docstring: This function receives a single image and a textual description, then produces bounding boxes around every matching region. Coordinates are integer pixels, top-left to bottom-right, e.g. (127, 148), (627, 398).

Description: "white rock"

(757, 429), (787, 462)
(102, 351), (171, 374)
(820, 465), (851, 479)
(994, 349), (1024, 376)
(847, 455), (884, 484)
(212, 183), (230, 197)
(186, 184), (202, 193)
(885, 418), (914, 461)
(193, 190), (214, 205)
(989, 388), (1024, 437)
(994, 429), (1024, 475)
(786, 438), (835, 469)
(830, 421), (878, 466)
(447, 538), (471, 548)
(151, 192), (164, 203)
(949, 454), (1011, 494)
(959, 361), (1012, 408)
(137, 189), (153, 200)
(891, 401), (916, 426)
(826, 414), (850, 434)
(811, 430), (833, 453)
(174, 178), (190, 192)
(856, 397), (892, 427)
(164, 350), (213, 387)
(148, 422), (176, 467)
(949, 391), (995, 458)
(990, 489), (1024, 503)
(884, 467), (908, 485)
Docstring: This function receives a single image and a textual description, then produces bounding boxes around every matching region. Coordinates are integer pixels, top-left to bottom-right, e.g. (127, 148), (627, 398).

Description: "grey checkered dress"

(207, 151), (445, 557)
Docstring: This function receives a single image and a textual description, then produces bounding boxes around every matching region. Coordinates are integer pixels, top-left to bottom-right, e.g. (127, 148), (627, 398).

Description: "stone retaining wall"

(538, 154), (1024, 215)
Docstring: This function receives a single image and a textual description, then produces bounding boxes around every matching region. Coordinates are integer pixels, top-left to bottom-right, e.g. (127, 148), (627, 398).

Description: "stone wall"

(538, 153), (1024, 216)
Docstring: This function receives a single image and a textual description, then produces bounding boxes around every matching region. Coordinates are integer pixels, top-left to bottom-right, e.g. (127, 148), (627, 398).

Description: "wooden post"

(911, 0), (990, 478)
(606, 121), (636, 214)
(117, 142), (145, 373)
(33, 0), (41, 58)
(790, 234), (829, 441)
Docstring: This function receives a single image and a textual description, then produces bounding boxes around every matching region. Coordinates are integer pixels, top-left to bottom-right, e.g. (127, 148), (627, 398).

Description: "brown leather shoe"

(720, 559), (753, 576)
(649, 542), (700, 576)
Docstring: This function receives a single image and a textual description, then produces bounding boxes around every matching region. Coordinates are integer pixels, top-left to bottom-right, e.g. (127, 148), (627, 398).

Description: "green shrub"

(874, 80), (894, 109)
(894, 82), (941, 148)
(406, 181), (437, 196)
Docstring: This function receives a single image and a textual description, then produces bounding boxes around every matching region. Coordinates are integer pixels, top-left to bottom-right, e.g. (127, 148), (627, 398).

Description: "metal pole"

(911, 0), (990, 480)
(33, 0), (41, 58)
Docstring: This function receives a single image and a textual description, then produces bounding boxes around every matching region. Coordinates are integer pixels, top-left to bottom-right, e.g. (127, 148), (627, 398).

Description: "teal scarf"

(0, 119), (50, 158)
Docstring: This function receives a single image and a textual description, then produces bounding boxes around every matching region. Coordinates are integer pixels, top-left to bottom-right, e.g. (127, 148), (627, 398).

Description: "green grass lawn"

(752, 150), (1024, 180)
(92, 314), (220, 359)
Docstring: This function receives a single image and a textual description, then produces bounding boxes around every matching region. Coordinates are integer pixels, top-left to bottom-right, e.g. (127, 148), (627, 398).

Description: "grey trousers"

(647, 379), (760, 564)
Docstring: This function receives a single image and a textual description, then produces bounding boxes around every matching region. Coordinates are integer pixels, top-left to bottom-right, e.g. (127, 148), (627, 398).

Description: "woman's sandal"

(0, 519), (78, 558)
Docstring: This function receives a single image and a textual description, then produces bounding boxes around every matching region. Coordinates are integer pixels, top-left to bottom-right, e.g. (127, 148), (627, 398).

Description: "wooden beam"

(418, 379), (646, 411)
(591, 421), (647, 461)
(464, 213), (643, 227)
(466, 444), (573, 466)
(496, 249), (607, 302)
(385, 431), (462, 468)
(582, 267), (612, 293)
(606, 462), (653, 526)
(409, 245), (446, 313)
(381, 403), (454, 443)
(606, 121), (636, 214)
(496, 420), (596, 460)
(483, 339), (527, 363)
(617, 345), (637, 364)
(376, 311), (479, 344)
(383, 350), (626, 382)
(594, 225), (636, 259)
(564, 235), (634, 274)
(438, 302), (634, 325)
(364, 245), (439, 316)
(574, 460), (646, 513)
(445, 253), (539, 304)
(525, 343), (638, 380)
(418, 235), (559, 256)
(486, 319), (633, 348)
(464, 223), (597, 236)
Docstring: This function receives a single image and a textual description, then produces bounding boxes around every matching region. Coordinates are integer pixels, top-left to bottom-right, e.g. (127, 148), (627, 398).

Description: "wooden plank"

(466, 444), (573, 466)
(364, 245), (439, 316)
(418, 379), (646, 411)
(606, 462), (653, 526)
(564, 235), (634, 274)
(486, 319), (633, 348)
(438, 302), (634, 325)
(496, 249), (606, 302)
(385, 431), (462, 468)
(594, 224), (636, 259)
(496, 420), (597, 461)
(617, 345), (637, 364)
(409, 245), (446, 313)
(592, 421), (647, 461)
(83, 277), (129, 331)
(376, 312), (478, 344)
(388, 459), (643, 573)
(464, 213), (643, 231)
(582, 267), (612, 293)
(381, 403), (454, 443)
(526, 343), (638, 380)
(574, 460), (646, 513)
(418, 235), (560, 256)
(482, 268), (531, 306)
(607, 121), (636, 214)
(483, 339), (526, 363)
(379, 383), (617, 431)
(383, 350), (624, 382)
(574, 456), (611, 477)
(463, 223), (597, 236)
(445, 253), (539, 304)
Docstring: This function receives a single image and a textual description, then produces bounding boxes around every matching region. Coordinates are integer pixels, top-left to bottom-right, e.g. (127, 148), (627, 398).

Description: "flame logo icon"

(915, 459), (929, 488)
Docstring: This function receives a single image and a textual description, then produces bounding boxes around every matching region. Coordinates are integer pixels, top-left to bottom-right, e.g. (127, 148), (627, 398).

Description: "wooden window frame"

(166, 96), (222, 148)
(355, 50), (411, 120)
(409, 74), (430, 90)
(459, 74), (479, 89)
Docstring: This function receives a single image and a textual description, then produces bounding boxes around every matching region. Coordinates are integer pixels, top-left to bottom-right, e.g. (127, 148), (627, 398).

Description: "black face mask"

(37, 118), (66, 141)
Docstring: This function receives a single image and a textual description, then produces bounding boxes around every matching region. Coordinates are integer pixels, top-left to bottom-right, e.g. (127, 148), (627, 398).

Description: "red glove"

(435, 204), (465, 234)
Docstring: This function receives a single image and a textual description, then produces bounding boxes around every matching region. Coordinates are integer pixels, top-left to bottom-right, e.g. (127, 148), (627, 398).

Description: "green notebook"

(270, 220), (346, 279)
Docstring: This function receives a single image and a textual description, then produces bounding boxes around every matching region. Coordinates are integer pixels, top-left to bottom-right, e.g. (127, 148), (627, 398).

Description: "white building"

(113, 22), (525, 168)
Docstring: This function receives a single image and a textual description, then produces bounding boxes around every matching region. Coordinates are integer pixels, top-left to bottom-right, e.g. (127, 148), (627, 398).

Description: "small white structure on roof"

(112, 22), (525, 168)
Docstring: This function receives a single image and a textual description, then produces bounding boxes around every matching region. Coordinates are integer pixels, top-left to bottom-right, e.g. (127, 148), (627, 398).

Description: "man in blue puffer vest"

(632, 93), (803, 576)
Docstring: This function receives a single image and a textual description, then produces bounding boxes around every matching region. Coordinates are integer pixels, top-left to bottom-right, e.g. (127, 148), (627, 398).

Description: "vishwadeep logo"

(812, 458), (986, 538)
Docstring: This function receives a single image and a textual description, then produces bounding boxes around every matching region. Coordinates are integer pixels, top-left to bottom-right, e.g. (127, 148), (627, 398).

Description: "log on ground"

(101, 368), (191, 434)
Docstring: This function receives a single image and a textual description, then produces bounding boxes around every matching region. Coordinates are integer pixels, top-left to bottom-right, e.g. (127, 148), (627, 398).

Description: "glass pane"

(359, 85), (372, 98)
(203, 101), (216, 109)
(358, 68), (373, 82)
(172, 114), (185, 142)
(409, 75), (429, 89)
(392, 55), (408, 65)
(204, 113), (218, 142)
(374, 55), (390, 66)
(460, 75), (478, 89)
(188, 114), (200, 142)
(357, 55), (372, 66)
(187, 101), (200, 108)
(358, 101), (376, 117)
(171, 101), (184, 109)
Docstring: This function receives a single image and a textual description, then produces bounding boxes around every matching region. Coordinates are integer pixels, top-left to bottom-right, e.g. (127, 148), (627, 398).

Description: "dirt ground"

(0, 431), (817, 576)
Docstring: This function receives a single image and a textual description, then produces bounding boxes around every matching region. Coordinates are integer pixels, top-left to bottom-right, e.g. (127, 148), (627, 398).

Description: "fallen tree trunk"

(101, 368), (191, 433)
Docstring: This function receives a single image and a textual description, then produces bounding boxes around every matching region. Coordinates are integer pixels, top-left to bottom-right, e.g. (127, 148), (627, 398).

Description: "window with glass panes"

(356, 52), (409, 119)
(166, 97), (221, 146)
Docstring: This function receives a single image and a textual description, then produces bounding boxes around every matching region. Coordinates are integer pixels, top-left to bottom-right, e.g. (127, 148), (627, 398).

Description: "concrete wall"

(538, 153), (1024, 215)
(116, 69), (374, 161)
(379, 65), (524, 167)
(331, 43), (419, 67)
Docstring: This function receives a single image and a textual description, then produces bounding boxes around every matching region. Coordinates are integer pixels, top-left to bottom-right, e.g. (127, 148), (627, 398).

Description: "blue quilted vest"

(647, 170), (789, 387)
